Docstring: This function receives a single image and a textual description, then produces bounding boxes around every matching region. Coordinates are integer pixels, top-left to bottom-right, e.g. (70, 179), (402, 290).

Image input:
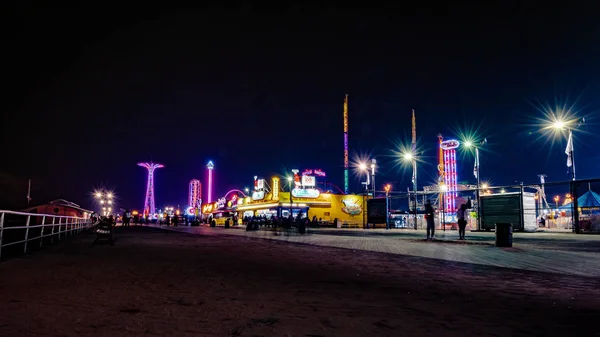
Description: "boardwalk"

(151, 225), (600, 277)
(0, 226), (599, 337)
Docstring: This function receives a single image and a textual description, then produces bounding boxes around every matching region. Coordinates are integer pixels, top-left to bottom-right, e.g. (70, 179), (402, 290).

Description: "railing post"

(0, 212), (5, 261)
(39, 215), (46, 248)
(50, 217), (56, 243)
(23, 215), (31, 254)
(57, 217), (61, 241)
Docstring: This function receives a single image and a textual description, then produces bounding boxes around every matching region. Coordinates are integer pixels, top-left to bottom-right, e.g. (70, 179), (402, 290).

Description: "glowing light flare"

(527, 98), (586, 151)
(390, 142), (425, 174)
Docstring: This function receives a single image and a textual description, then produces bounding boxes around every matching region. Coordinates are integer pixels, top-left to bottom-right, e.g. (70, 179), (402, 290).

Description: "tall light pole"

(548, 117), (584, 233)
(401, 151), (418, 230)
(370, 159), (377, 197)
(464, 138), (486, 231)
(287, 176), (293, 218)
(359, 163), (370, 228)
(384, 184), (391, 229)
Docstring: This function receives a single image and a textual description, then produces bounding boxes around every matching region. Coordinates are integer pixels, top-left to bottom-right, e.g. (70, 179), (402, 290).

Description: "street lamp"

(287, 176), (293, 219)
(370, 159), (377, 197)
(549, 117), (585, 233)
(401, 150), (418, 230)
(384, 184), (391, 229)
(358, 163), (370, 228)
(358, 163), (370, 194)
(94, 190), (114, 216)
(464, 138), (487, 231)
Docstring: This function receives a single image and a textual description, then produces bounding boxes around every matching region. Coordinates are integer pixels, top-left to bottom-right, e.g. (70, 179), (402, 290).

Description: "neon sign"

(252, 190), (265, 200)
(302, 175), (316, 187)
(216, 197), (226, 209)
(272, 177), (280, 201)
(440, 139), (460, 150)
(186, 207), (195, 216)
(302, 169), (326, 177)
(202, 204), (213, 213)
(292, 188), (320, 198)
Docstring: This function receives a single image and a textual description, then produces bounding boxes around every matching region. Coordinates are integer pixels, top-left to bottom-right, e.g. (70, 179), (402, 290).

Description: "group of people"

(424, 199), (471, 240)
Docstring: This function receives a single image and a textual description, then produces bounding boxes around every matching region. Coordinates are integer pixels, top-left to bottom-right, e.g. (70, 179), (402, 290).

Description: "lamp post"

(548, 117), (584, 233)
(401, 151), (418, 230)
(384, 184), (391, 229)
(287, 176), (293, 219)
(370, 159), (377, 197)
(94, 190), (113, 217)
(464, 139), (486, 231)
(359, 163), (371, 228)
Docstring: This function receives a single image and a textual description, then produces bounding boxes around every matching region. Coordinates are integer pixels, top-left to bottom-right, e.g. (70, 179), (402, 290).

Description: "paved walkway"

(144, 224), (600, 277)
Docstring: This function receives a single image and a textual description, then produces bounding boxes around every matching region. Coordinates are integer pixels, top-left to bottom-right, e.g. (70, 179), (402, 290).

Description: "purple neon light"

(138, 162), (164, 215)
(443, 149), (457, 212)
(206, 161), (214, 203)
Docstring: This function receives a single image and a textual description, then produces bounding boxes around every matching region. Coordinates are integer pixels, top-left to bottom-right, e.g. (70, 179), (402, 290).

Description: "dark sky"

(2, 3), (599, 211)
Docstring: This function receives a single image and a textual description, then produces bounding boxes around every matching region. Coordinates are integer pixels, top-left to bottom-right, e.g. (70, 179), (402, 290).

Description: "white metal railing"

(0, 210), (94, 260)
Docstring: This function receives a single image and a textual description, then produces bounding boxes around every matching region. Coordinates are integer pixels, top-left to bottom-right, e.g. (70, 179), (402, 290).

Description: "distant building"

(21, 199), (92, 218)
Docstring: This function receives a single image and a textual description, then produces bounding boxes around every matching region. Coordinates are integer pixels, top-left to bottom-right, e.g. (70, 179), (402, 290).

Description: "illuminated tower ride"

(343, 94), (349, 194)
(439, 138), (460, 213)
(189, 179), (202, 208)
(206, 161), (215, 203)
(138, 162), (164, 215)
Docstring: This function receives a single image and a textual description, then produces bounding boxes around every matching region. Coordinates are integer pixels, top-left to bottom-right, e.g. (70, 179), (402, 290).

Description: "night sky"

(2, 3), (599, 211)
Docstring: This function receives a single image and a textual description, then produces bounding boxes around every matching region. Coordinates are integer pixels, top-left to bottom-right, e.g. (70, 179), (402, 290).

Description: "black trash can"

(495, 223), (513, 247)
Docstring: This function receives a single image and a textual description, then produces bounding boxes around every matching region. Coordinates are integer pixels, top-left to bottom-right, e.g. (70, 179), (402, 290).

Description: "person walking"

(457, 203), (467, 240)
(425, 200), (435, 240)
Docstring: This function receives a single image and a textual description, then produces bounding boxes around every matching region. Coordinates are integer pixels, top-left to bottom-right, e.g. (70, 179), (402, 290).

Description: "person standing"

(425, 200), (435, 240)
(457, 203), (467, 240)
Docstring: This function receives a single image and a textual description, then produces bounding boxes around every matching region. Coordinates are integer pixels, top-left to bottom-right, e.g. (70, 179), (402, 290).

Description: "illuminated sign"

(272, 177), (280, 201)
(341, 197), (362, 215)
(292, 188), (320, 198)
(440, 139), (460, 150)
(302, 169), (326, 177)
(302, 175), (316, 187)
(202, 204), (213, 213)
(216, 197), (226, 209)
(252, 190), (265, 200)
(314, 169), (326, 177)
(257, 179), (265, 190)
(186, 207), (195, 216)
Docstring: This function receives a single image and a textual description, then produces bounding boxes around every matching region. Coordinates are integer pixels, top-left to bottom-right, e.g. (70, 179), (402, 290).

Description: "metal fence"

(378, 178), (600, 233)
(0, 210), (94, 260)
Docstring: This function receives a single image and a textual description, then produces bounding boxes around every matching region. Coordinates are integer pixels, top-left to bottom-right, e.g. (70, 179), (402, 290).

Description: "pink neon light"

(138, 162), (164, 215)
(207, 170), (213, 203)
(442, 149), (458, 212)
(206, 161), (214, 204)
(224, 189), (247, 199)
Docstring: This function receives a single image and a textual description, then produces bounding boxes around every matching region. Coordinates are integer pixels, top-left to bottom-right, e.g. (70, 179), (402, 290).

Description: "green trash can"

(495, 223), (513, 247)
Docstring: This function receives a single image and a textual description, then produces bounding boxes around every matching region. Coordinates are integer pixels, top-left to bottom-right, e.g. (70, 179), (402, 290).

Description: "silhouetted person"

(425, 200), (435, 240)
(457, 203), (467, 240)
